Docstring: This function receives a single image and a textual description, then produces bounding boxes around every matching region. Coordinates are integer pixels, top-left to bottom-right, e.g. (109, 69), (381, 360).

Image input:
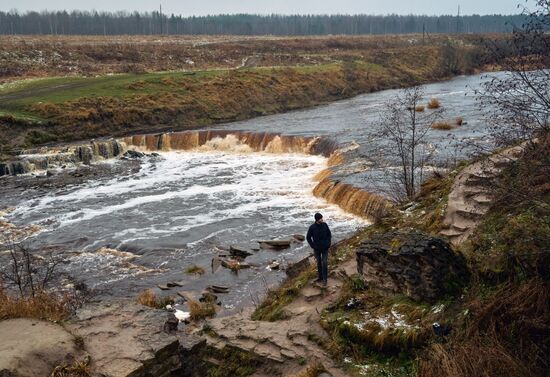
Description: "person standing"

(306, 212), (332, 286)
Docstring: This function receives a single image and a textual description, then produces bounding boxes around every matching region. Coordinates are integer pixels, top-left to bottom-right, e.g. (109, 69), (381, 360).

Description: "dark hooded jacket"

(306, 222), (332, 251)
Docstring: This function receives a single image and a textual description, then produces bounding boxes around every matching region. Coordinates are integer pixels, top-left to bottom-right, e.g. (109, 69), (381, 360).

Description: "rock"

(65, 300), (207, 377)
(356, 230), (469, 302)
(302, 286), (322, 301)
(293, 234), (306, 242)
(46, 169), (56, 177)
(258, 240), (291, 249)
(177, 291), (196, 302)
(167, 281), (183, 288)
(432, 322), (452, 337)
(157, 284), (171, 291)
(124, 150), (145, 159)
(207, 285), (229, 294)
(0, 319), (84, 377)
(200, 291), (218, 303)
(164, 313), (179, 333)
(268, 261), (280, 270)
(211, 256), (226, 272)
(280, 348), (297, 359)
(229, 245), (253, 258)
(221, 258), (250, 270)
(286, 255), (313, 278)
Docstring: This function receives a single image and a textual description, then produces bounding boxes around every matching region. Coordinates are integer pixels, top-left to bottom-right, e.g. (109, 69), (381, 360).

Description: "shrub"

(186, 264), (205, 275)
(188, 299), (216, 321)
(415, 105), (425, 112)
(427, 98), (441, 109)
(0, 285), (72, 321)
(431, 122), (455, 130)
(136, 289), (174, 309)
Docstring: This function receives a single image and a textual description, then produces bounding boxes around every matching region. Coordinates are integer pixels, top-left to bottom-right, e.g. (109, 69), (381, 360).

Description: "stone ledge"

(356, 230), (469, 302)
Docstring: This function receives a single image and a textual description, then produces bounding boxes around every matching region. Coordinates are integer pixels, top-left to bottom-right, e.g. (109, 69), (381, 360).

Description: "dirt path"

(203, 258), (357, 376)
(440, 144), (525, 245)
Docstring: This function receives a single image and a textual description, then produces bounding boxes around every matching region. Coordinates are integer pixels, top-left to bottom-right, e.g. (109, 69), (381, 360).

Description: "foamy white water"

(7, 151), (366, 301)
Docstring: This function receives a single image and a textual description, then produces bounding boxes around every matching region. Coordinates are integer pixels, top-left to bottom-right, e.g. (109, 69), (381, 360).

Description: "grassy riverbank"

(244, 135), (549, 377)
(0, 34), (506, 157)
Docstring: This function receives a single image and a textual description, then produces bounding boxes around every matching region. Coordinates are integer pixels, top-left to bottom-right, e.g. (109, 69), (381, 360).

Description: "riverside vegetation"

(0, 33), (511, 160)
(1, 6), (548, 375)
(242, 135), (549, 377)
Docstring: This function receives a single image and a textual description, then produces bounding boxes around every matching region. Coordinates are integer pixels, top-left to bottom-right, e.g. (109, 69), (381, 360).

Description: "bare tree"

(0, 239), (63, 298)
(378, 86), (443, 201)
(477, 0), (550, 147)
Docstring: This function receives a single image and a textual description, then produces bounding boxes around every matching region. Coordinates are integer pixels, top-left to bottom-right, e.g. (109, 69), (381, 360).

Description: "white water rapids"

(6, 149), (365, 306)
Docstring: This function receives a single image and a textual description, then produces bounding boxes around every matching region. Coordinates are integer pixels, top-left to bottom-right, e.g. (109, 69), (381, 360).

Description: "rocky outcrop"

(0, 140), (128, 177)
(64, 300), (207, 377)
(0, 301), (209, 377)
(356, 230), (469, 302)
(440, 144), (524, 245)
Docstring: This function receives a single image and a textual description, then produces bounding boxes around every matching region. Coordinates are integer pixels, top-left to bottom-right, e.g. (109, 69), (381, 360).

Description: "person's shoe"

(314, 278), (323, 283)
(322, 280), (328, 286)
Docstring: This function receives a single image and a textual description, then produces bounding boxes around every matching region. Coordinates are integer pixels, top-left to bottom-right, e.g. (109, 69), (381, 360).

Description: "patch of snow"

(431, 303), (445, 314)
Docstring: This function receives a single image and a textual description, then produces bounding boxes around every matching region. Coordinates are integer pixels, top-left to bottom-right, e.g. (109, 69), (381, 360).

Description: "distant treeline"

(0, 11), (525, 36)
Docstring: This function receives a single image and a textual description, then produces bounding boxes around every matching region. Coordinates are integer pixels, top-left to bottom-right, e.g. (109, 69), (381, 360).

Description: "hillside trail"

(203, 257), (358, 376)
(440, 143), (526, 245)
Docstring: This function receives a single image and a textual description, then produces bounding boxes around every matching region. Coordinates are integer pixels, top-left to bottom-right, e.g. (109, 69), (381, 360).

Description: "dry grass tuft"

(188, 299), (217, 321)
(290, 361), (326, 377)
(0, 285), (72, 321)
(136, 289), (174, 309)
(50, 356), (92, 377)
(186, 264), (205, 275)
(427, 98), (441, 109)
(415, 105), (425, 112)
(431, 121), (455, 130)
(419, 279), (550, 377)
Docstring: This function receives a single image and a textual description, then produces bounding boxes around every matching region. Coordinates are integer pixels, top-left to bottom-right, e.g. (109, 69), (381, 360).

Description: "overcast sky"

(1, 0), (522, 16)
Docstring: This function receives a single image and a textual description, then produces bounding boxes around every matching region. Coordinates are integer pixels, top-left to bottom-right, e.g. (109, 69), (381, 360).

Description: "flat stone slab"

(65, 300), (185, 377)
(302, 286), (323, 301)
(0, 318), (83, 377)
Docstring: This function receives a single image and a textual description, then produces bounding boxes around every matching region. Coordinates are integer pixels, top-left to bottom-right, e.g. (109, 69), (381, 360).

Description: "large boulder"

(356, 230), (469, 302)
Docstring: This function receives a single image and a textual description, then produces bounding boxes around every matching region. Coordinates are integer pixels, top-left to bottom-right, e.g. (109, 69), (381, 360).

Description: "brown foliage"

(136, 289), (174, 309)
(431, 121), (455, 130)
(419, 279), (550, 377)
(427, 98), (441, 109)
(50, 356), (92, 377)
(188, 299), (216, 321)
(0, 284), (71, 321)
(290, 361), (326, 377)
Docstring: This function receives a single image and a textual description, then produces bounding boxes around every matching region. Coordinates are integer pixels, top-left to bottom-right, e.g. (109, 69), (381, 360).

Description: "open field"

(0, 34), (506, 156)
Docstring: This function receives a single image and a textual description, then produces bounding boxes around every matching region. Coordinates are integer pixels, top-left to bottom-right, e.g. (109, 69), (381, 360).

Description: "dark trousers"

(314, 249), (328, 283)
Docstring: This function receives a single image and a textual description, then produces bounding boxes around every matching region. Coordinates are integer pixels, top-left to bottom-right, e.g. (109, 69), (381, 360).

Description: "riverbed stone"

(356, 230), (469, 302)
